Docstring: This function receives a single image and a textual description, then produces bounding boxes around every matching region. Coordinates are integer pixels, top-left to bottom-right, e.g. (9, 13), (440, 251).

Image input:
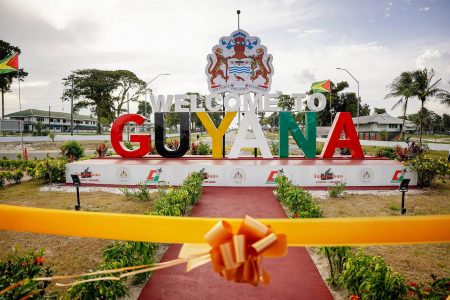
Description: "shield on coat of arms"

(229, 58), (252, 87)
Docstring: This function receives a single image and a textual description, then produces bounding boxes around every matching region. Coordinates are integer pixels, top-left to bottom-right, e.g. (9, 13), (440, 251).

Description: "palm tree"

(385, 71), (415, 141)
(437, 81), (450, 106)
(412, 68), (443, 144)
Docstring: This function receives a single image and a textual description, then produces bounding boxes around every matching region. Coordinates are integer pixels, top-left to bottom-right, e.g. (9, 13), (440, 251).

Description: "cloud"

(297, 29), (325, 38)
(419, 7), (430, 11)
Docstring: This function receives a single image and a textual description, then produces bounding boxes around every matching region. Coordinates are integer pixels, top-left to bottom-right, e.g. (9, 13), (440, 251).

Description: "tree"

(374, 107), (386, 114)
(62, 69), (117, 133)
(385, 71), (415, 140)
(0, 40), (28, 118)
(442, 114), (450, 131)
(412, 68), (443, 144)
(334, 92), (370, 117)
(137, 100), (152, 118)
(111, 70), (147, 118)
(437, 81), (450, 107)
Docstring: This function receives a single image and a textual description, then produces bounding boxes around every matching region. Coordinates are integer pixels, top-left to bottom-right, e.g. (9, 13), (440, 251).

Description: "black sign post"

(399, 179), (410, 215)
(71, 174), (81, 210)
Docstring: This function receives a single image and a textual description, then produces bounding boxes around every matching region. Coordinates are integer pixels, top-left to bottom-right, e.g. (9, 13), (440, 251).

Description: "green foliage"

(123, 141), (133, 150)
(408, 156), (450, 187)
(0, 170), (24, 187)
(64, 263), (128, 300)
(321, 247), (352, 288)
(48, 132), (56, 142)
(12, 170), (24, 184)
(196, 142), (211, 155)
(316, 143), (324, 155)
(154, 187), (189, 216)
(103, 241), (157, 284)
(120, 183), (153, 201)
(181, 171), (205, 205)
(338, 250), (408, 300)
(29, 158), (67, 183)
(190, 142), (211, 155)
(328, 182), (346, 198)
(374, 147), (396, 159)
(60, 141), (84, 161)
(0, 248), (54, 300)
(270, 141), (279, 156)
(407, 274), (450, 299)
(153, 172), (205, 216)
(380, 130), (388, 141)
(275, 175), (322, 218)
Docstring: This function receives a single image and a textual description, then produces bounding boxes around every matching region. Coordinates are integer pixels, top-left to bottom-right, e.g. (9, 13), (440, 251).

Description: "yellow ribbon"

(0, 204), (449, 246)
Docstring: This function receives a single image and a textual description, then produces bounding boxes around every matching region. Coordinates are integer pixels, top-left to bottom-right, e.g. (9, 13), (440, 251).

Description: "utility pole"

(127, 93), (130, 141)
(71, 76), (74, 136)
(48, 105), (51, 132)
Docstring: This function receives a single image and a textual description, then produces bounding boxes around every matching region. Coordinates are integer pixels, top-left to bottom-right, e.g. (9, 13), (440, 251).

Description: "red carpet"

(139, 187), (333, 299)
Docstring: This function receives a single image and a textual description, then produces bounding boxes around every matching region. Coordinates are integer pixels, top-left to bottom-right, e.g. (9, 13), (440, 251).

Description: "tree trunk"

(1, 88), (4, 119)
(400, 98), (407, 141)
(96, 106), (102, 134)
(419, 99), (424, 145)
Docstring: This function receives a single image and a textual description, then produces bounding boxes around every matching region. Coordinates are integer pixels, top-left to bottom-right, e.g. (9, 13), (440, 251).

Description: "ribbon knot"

(183, 215), (287, 286)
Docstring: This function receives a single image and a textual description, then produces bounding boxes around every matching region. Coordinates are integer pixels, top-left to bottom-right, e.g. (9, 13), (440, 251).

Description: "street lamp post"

(336, 67), (360, 134)
(146, 73), (170, 118)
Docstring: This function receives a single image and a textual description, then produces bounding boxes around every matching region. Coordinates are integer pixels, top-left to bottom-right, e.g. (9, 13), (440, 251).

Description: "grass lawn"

(0, 180), (156, 276)
(316, 181), (450, 283)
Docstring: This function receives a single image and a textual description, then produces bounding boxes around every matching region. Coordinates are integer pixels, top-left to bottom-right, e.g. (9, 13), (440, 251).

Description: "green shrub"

(60, 141), (84, 160)
(316, 143), (324, 155)
(408, 274), (450, 299)
(103, 241), (157, 284)
(321, 246), (352, 288)
(154, 187), (189, 216)
(48, 132), (56, 142)
(12, 170), (24, 184)
(196, 142), (211, 155)
(0, 248), (54, 300)
(338, 250), (408, 300)
(270, 141), (279, 156)
(124, 141), (133, 150)
(375, 147), (396, 159)
(328, 182), (346, 198)
(30, 158), (67, 183)
(181, 172), (205, 205)
(275, 175), (322, 218)
(408, 156), (449, 187)
(0, 172), (5, 188)
(64, 262), (128, 300)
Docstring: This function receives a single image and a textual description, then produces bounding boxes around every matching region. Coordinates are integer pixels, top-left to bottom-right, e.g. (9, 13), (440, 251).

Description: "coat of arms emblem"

(206, 29), (274, 94)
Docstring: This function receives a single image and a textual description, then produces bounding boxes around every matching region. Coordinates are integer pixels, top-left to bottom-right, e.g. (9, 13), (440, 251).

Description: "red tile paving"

(139, 187), (333, 300)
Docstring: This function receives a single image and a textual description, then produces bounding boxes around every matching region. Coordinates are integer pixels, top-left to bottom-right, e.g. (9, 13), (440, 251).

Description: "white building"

(5, 109), (98, 133)
(352, 113), (416, 140)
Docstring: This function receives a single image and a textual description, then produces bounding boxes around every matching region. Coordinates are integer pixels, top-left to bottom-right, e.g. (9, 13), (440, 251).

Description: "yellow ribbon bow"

(182, 215), (288, 286)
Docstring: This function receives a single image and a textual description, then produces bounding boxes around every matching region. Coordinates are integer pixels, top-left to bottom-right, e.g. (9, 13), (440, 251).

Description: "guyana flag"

(0, 53), (19, 74)
(311, 80), (331, 93)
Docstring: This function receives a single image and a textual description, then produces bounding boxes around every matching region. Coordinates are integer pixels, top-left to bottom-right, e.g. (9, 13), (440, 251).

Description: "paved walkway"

(139, 187), (332, 300)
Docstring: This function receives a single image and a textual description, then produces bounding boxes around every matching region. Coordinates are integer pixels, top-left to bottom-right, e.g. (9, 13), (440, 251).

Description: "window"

(37, 117), (44, 122)
(389, 124), (397, 129)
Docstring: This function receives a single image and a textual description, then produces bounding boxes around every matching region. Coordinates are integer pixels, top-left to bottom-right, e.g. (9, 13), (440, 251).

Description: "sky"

(1, 0), (450, 118)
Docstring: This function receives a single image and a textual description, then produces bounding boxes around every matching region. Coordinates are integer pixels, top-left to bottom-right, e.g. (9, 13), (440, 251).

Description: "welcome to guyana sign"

(110, 29), (364, 160)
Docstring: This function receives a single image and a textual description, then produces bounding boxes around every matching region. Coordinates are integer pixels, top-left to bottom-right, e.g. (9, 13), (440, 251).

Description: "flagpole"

(329, 81), (332, 125)
(17, 53), (21, 111)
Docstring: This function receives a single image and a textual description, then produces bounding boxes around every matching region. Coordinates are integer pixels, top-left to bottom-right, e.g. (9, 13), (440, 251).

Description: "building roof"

(5, 109), (96, 121)
(352, 113), (404, 125)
